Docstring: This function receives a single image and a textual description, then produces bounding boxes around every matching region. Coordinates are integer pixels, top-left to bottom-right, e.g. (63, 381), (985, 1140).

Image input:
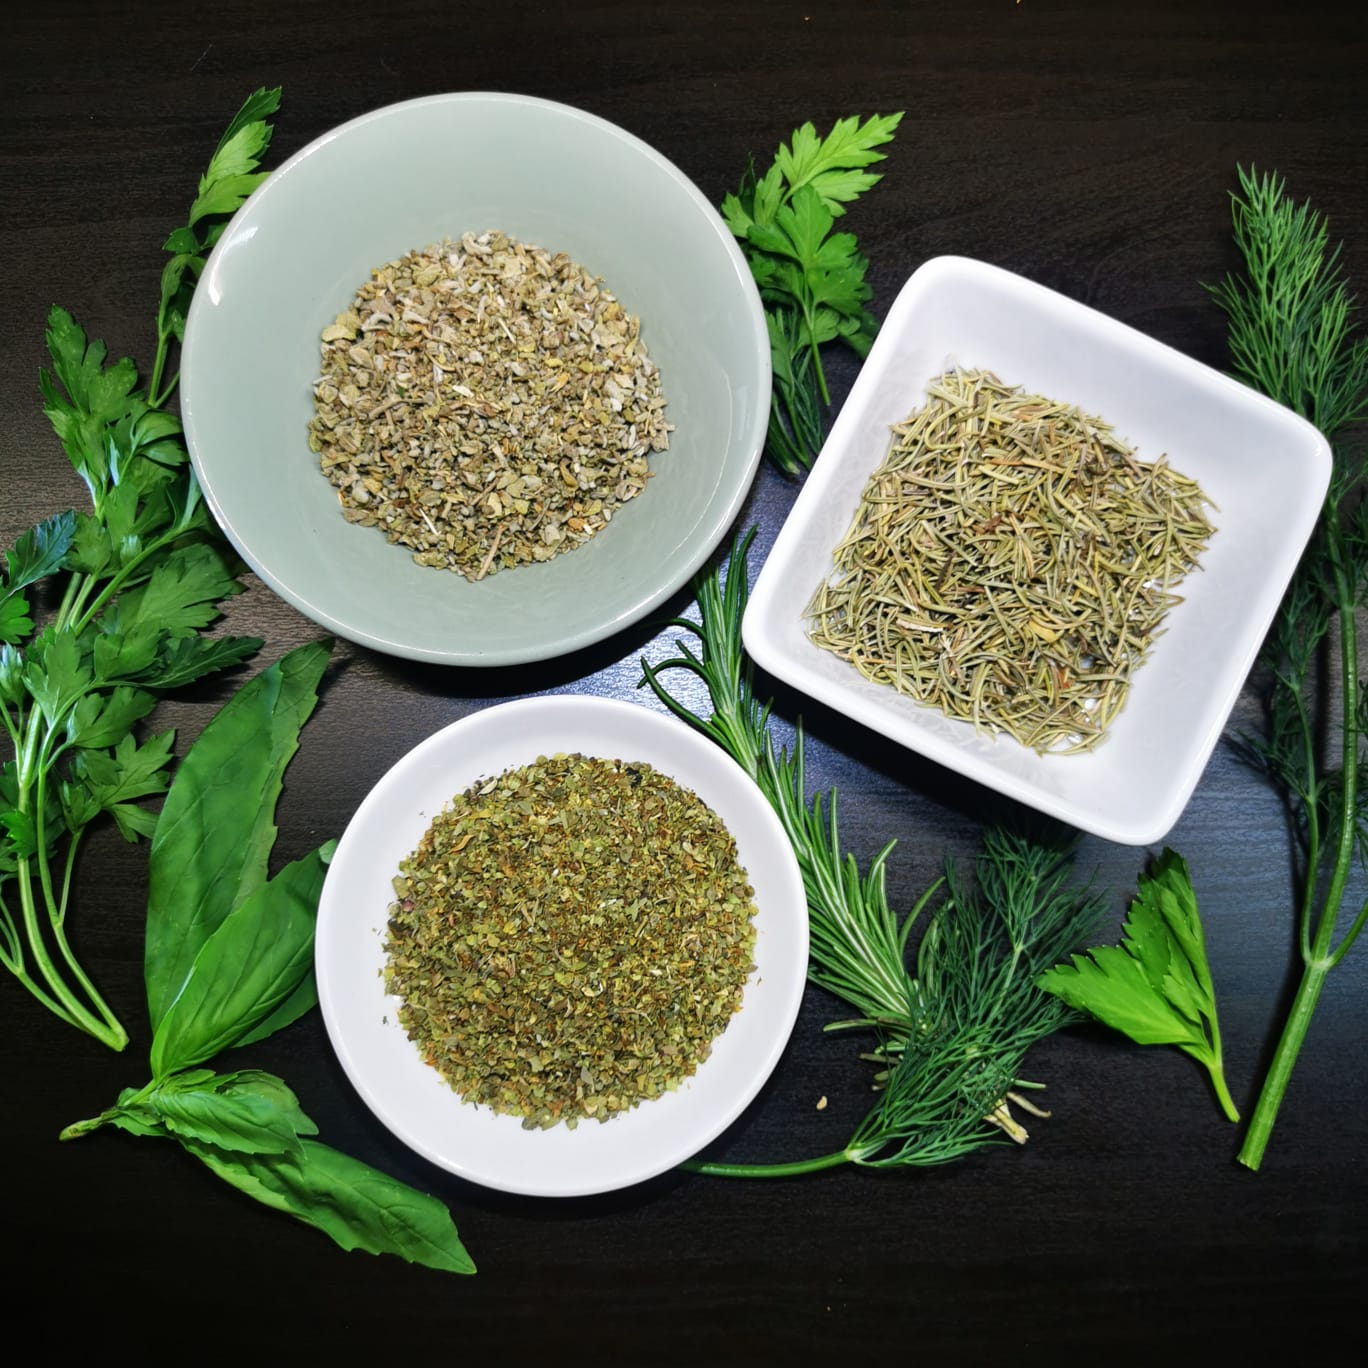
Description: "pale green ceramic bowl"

(181, 93), (769, 665)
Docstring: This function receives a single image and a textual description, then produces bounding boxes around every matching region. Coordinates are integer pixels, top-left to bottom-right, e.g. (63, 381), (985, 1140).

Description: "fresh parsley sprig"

(151, 87), (282, 406)
(1039, 849), (1239, 1123)
(1206, 167), (1368, 1168)
(640, 530), (1103, 1175)
(722, 114), (902, 475)
(0, 89), (283, 1049)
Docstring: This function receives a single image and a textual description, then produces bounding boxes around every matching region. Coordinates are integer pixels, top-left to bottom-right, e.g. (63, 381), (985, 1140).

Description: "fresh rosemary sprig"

(1206, 167), (1368, 1170)
(640, 529), (1103, 1175)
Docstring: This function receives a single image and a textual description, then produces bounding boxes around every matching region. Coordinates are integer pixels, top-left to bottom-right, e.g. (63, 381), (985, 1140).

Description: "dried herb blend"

(308, 231), (671, 581)
(806, 369), (1215, 752)
(384, 753), (757, 1130)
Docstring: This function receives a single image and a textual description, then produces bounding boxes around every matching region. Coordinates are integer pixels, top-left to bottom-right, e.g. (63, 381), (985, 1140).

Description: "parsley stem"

(147, 324), (174, 413)
(14, 859), (127, 1049)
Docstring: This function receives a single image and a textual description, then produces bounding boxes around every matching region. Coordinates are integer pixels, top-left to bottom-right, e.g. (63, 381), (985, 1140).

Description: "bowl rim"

(181, 90), (770, 667)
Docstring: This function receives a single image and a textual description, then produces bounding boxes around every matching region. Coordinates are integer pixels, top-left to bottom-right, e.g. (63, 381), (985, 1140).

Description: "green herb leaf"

(144, 640), (330, 1030)
(132, 632), (263, 691)
(147, 1069), (317, 1157)
(70, 729), (177, 839)
(643, 530), (1104, 1177)
(0, 596), (33, 646)
(4, 510), (76, 597)
(724, 114), (900, 473)
(181, 1136), (477, 1274)
(149, 842), (332, 1078)
(65, 685), (158, 750)
(774, 113), (903, 216)
(40, 307), (143, 497)
(115, 541), (245, 638)
(23, 627), (92, 727)
(1039, 849), (1239, 1121)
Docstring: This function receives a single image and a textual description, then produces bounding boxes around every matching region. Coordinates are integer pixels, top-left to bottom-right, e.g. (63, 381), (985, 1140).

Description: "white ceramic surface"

(315, 695), (808, 1197)
(180, 92), (769, 666)
(743, 255), (1332, 846)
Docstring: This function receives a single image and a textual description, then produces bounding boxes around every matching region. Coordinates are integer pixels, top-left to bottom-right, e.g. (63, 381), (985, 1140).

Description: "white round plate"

(315, 695), (808, 1197)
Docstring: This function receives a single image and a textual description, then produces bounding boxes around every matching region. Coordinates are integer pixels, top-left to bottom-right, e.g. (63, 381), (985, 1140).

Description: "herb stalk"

(1206, 167), (1368, 1168)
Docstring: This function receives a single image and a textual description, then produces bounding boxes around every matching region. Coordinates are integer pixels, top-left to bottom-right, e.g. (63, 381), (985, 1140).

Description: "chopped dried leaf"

(308, 231), (671, 581)
(383, 753), (756, 1129)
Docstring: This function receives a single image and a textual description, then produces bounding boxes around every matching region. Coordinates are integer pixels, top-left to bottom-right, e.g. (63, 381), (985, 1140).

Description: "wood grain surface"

(3, 2), (1365, 1359)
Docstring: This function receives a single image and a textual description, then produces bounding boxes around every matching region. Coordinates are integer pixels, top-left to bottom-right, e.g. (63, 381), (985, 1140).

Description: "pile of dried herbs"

(308, 230), (670, 580)
(806, 368), (1215, 752)
(384, 752), (756, 1129)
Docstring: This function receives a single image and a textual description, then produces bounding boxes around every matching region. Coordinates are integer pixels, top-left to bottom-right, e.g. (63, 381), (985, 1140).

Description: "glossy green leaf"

(1038, 847), (1239, 1121)
(148, 1068), (317, 1157)
(65, 685), (158, 750)
(231, 966), (320, 1049)
(183, 1136), (476, 1275)
(149, 842), (331, 1077)
(4, 510), (75, 595)
(144, 640), (330, 1030)
(0, 596), (32, 646)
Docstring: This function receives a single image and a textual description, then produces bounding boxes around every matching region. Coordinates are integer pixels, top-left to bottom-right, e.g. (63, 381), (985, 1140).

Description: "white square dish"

(743, 255), (1331, 846)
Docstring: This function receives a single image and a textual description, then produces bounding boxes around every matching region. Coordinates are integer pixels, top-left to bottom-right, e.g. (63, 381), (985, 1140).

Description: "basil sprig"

(62, 642), (476, 1276)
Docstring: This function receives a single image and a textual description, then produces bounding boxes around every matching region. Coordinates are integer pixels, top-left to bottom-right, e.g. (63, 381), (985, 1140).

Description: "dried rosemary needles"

(308, 231), (671, 581)
(383, 753), (757, 1130)
(806, 369), (1215, 752)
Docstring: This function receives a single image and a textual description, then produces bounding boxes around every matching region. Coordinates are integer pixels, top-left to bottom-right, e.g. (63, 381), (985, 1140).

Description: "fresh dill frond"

(640, 530), (1103, 1177)
(1206, 166), (1368, 1168)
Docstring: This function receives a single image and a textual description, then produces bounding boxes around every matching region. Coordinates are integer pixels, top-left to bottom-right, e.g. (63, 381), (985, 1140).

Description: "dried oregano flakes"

(383, 753), (757, 1131)
(308, 231), (672, 582)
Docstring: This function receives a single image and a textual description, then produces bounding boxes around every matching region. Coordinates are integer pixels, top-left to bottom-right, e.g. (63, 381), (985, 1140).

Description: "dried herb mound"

(806, 369), (1215, 753)
(384, 753), (757, 1130)
(308, 231), (671, 581)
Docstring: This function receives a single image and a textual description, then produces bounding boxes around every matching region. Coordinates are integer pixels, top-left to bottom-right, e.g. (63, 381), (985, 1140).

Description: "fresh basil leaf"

(149, 843), (331, 1076)
(182, 1136), (476, 1274)
(231, 975), (318, 1049)
(148, 1068), (317, 1157)
(106, 1112), (167, 1139)
(144, 640), (329, 1029)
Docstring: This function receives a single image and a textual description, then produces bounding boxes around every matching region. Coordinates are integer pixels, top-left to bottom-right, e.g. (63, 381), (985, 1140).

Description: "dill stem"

(1239, 558), (1358, 1169)
(681, 1150), (853, 1179)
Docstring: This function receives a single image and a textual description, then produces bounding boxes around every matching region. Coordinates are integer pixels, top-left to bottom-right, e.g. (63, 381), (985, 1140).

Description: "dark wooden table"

(4, 1), (1365, 1358)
